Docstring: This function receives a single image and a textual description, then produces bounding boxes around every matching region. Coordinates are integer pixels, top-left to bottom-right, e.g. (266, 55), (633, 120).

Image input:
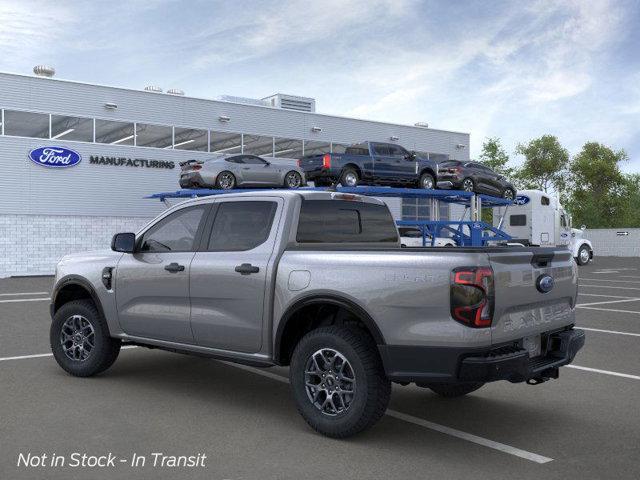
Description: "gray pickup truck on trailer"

(50, 190), (584, 438)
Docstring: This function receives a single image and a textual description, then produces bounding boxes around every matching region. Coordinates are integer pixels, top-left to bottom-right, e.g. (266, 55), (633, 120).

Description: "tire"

(340, 168), (359, 187)
(576, 245), (591, 266)
(461, 178), (475, 192)
(284, 171), (303, 189)
(50, 300), (121, 377)
(502, 187), (515, 200)
(426, 382), (484, 398)
(215, 171), (236, 190)
(289, 326), (391, 438)
(419, 172), (435, 190)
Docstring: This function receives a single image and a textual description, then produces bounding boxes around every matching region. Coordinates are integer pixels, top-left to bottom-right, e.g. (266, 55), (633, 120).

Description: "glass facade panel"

(51, 115), (93, 142)
(95, 119), (135, 145)
(4, 110), (49, 138)
(135, 123), (173, 148)
(243, 134), (274, 156)
(173, 127), (208, 151)
(273, 137), (303, 158)
(210, 131), (242, 154)
(331, 143), (349, 154)
(303, 140), (330, 156)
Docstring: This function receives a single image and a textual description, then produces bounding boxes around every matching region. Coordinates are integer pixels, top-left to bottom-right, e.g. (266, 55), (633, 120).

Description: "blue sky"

(1, 0), (639, 171)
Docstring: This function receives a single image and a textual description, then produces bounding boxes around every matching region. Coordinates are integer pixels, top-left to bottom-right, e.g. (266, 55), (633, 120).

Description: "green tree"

(566, 142), (628, 228)
(515, 135), (569, 193)
(479, 137), (514, 177)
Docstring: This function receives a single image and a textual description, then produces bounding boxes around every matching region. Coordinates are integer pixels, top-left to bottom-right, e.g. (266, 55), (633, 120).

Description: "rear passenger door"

(370, 143), (393, 183)
(189, 197), (283, 353)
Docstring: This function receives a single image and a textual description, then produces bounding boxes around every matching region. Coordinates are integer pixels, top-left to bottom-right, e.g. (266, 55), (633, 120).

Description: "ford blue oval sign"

(536, 274), (555, 294)
(514, 195), (530, 205)
(28, 146), (82, 168)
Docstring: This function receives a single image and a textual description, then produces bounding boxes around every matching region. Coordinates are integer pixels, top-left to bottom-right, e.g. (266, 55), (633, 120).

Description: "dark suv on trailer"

(436, 160), (516, 199)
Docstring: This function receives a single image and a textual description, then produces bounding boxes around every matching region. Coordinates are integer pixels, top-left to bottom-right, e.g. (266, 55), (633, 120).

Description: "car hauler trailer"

(493, 189), (594, 265)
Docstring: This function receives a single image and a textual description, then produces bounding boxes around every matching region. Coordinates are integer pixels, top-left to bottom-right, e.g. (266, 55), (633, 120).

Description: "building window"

(303, 140), (331, 156)
(135, 123), (173, 148)
(173, 127), (208, 151)
(95, 119), (135, 145)
(401, 199), (450, 221)
(50, 114), (94, 142)
(210, 131), (242, 154)
(243, 134), (274, 156)
(331, 143), (349, 154)
(3, 110), (49, 139)
(273, 137), (303, 159)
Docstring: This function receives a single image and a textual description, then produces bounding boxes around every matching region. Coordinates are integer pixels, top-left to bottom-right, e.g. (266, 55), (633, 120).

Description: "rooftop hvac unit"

(33, 65), (55, 77)
(262, 93), (316, 113)
(167, 88), (185, 96)
(144, 85), (163, 93)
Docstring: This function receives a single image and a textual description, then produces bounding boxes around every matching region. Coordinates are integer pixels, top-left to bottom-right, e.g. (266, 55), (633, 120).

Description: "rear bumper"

(304, 167), (336, 182)
(379, 327), (585, 384)
(436, 178), (462, 190)
(179, 172), (208, 188)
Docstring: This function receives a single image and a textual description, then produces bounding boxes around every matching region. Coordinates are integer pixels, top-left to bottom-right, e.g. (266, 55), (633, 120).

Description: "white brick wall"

(0, 214), (153, 277)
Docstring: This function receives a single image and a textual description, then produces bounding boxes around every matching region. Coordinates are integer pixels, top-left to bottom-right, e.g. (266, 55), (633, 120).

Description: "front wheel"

(50, 300), (121, 377)
(461, 178), (475, 192)
(289, 326), (391, 438)
(419, 172), (435, 190)
(502, 187), (516, 200)
(576, 245), (591, 266)
(426, 382), (484, 397)
(284, 171), (303, 189)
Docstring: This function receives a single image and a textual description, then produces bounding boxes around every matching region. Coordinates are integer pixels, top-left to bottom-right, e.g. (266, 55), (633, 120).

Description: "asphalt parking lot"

(1, 257), (639, 480)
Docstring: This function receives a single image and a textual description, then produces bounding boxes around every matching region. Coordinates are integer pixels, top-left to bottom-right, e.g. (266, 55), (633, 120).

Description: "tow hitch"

(526, 367), (559, 385)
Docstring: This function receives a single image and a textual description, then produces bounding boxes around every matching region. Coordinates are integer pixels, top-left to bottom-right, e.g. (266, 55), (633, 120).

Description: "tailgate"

(488, 248), (577, 345)
(299, 154), (339, 173)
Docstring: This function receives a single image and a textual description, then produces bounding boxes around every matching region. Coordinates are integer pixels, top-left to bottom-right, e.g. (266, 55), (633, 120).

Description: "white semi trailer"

(494, 189), (594, 265)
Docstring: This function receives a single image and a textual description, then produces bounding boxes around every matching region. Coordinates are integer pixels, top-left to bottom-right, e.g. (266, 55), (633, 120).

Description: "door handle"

(242, 167), (251, 170)
(234, 263), (260, 275)
(164, 262), (185, 273)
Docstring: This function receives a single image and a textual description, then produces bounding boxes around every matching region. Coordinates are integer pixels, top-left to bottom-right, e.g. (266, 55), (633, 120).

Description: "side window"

(560, 215), (567, 227)
(139, 206), (207, 252)
(510, 214), (527, 227)
(242, 155), (268, 165)
(541, 196), (550, 206)
(372, 144), (390, 156)
(297, 200), (398, 243)
(387, 145), (405, 157)
(208, 201), (277, 251)
(226, 156), (244, 164)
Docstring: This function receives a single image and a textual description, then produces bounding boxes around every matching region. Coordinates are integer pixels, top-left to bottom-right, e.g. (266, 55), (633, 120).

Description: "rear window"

(510, 214), (527, 226)
(345, 144), (369, 156)
(297, 200), (398, 243)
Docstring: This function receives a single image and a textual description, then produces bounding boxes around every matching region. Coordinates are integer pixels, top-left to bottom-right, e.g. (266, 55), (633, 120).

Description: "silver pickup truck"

(50, 190), (584, 438)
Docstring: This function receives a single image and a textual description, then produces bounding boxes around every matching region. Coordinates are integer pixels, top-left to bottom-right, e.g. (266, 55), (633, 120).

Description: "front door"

(189, 197), (282, 353)
(115, 204), (209, 343)
(241, 155), (281, 185)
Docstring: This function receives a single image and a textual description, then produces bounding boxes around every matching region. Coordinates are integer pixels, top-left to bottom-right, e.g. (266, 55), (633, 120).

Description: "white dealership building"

(0, 68), (470, 276)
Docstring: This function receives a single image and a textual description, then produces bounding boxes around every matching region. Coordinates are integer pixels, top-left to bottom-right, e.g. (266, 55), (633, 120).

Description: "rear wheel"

(426, 382), (484, 398)
(502, 187), (515, 200)
(284, 171), (303, 189)
(290, 326), (391, 438)
(576, 245), (591, 265)
(50, 300), (121, 377)
(419, 172), (435, 190)
(340, 168), (359, 187)
(461, 178), (475, 192)
(215, 171), (236, 190)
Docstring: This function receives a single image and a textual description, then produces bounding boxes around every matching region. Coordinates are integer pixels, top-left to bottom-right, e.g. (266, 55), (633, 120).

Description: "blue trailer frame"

(147, 186), (513, 247)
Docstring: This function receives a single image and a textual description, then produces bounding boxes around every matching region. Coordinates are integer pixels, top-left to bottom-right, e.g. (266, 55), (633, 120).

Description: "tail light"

(322, 153), (331, 169)
(450, 266), (494, 328)
(192, 164), (202, 170)
(297, 159), (302, 167)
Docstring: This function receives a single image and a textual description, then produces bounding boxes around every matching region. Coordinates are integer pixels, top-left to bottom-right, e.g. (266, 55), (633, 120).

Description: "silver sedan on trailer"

(179, 154), (306, 190)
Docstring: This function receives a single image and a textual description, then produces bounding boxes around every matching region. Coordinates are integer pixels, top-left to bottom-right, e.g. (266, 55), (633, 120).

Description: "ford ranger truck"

(298, 141), (439, 189)
(50, 190), (584, 438)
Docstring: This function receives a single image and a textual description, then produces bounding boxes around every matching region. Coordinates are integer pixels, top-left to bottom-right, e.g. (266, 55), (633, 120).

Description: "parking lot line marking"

(576, 306), (640, 315)
(579, 284), (640, 291)
(580, 278), (640, 284)
(0, 297), (50, 304)
(567, 365), (640, 381)
(0, 292), (49, 296)
(578, 293), (638, 299)
(0, 346), (137, 363)
(223, 362), (553, 464)
(580, 327), (640, 337)
(577, 298), (640, 307)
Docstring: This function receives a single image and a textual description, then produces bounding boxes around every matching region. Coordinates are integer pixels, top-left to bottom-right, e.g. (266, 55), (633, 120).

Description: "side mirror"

(264, 161), (271, 167)
(111, 232), (136, 253)
(581, 225), (586, 230)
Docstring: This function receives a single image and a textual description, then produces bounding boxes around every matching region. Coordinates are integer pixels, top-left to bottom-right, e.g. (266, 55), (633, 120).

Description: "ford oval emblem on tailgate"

(536, 274), (555, 293)
(28, 146), (82, 168)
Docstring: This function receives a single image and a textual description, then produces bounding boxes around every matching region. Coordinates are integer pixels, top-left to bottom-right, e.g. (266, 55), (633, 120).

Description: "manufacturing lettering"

(89, 156), (175, 169)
